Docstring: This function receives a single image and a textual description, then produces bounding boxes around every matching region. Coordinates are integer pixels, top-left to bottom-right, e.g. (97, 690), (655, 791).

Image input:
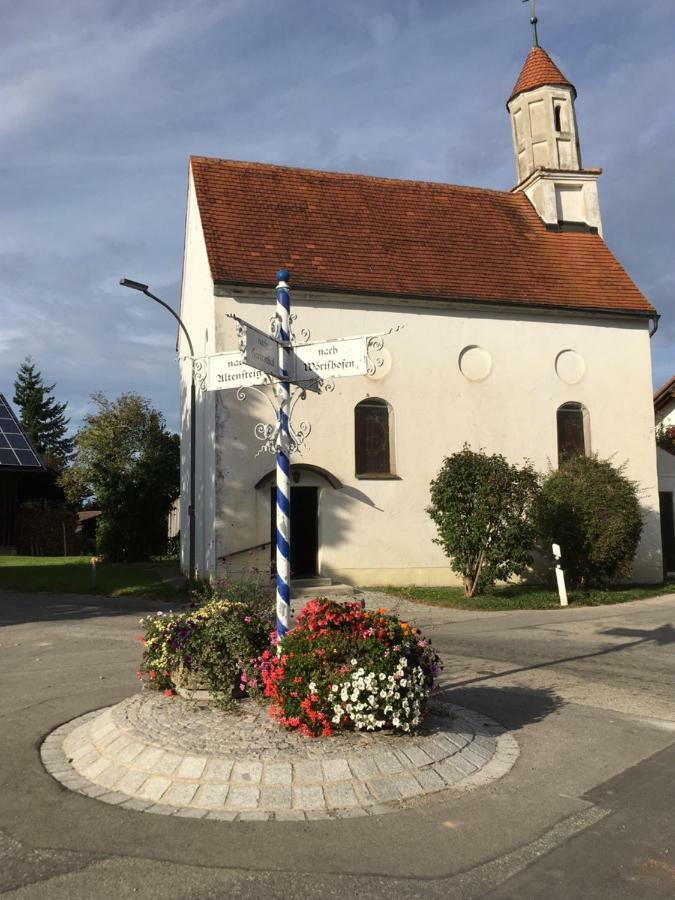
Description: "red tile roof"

(509, 46), (575, 104)
(654, 376), (675, 411)
(190, 156), (654, 316)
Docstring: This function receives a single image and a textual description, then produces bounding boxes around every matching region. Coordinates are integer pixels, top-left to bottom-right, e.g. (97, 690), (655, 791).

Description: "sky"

(1, 0), (673, 435)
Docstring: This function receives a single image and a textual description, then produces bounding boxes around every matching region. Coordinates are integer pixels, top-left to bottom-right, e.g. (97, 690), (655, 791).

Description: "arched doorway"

(254, 465), (342, 579)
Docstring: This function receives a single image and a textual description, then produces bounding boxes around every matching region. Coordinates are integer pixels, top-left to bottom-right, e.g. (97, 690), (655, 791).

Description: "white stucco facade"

(179, 247), (663, 585)
(178, 169), (217, 577)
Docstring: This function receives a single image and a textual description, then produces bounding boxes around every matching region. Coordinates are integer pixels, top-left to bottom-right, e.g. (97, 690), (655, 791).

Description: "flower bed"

(258, 599), (442, 737)
(138, 593), (274, 708)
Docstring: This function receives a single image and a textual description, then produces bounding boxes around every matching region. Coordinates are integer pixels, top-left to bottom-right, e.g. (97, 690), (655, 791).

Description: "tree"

(427, 447), (540, 597)
(13, 357), (74, 469)
(537, 455), (643, 589)
(656, 422), (675, 456)
(60, 393), (180, 561)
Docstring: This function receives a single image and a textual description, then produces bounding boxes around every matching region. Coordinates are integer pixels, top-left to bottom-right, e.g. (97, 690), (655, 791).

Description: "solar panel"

(0, 395), (43, 469)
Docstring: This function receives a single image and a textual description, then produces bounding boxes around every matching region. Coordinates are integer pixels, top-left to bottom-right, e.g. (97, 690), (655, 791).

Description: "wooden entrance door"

(270, 486), (319, 578)
(659, 491), (675, 575)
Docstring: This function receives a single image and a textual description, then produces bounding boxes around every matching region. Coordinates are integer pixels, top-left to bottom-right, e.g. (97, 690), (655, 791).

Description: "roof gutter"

(649, 314), (660, 338)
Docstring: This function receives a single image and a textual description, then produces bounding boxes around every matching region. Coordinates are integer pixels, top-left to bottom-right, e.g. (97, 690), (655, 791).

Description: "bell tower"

(508, 7), (602, 235)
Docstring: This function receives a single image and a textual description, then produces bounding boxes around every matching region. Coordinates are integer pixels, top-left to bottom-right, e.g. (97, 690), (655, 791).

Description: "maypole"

(275, 268), (292, 636)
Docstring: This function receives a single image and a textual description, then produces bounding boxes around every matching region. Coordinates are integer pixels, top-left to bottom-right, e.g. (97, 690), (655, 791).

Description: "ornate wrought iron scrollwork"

(271, 311), (311, 344)
(366, 335), (385, 376)
(235, 320), (246, 353)
(254, 421), (278, 456)
(289, 419), (311, 453)
(269, 313), (281, 339)
(193, 357), (208, 392)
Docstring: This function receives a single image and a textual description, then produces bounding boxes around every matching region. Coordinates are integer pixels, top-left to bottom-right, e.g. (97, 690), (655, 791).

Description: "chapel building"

(178, 41), (663, 587)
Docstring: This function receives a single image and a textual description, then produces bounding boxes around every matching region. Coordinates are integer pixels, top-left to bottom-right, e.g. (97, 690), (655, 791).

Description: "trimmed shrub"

(258, 599), (442, 737)
(537, 455), (643, 589)
(427, 447), (540, 597)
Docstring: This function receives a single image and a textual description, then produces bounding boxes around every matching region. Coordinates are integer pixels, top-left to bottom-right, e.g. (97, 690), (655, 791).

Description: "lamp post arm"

(143, 289), (195, 359)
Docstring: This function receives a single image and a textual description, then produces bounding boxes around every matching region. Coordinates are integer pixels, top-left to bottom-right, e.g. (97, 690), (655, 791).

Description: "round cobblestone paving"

(41, 693), (519, 821)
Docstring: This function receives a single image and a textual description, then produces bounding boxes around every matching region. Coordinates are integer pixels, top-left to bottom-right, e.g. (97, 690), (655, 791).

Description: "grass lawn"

(376, 582), (675, 611)
(0, 556), (188, 601)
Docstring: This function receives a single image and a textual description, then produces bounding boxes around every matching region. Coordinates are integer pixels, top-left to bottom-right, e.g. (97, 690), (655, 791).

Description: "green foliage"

(537, 455), (643, 589)
(427, 447), (540, 597)
(13, 356), (74, 469)
(192, 565), (275, 623)
(138, 599), (272, 709)
(259, 599), (442, 737)
(656, 422), (675, 455)
(376, 582), (674, 610)
(60, 392), (179, 561)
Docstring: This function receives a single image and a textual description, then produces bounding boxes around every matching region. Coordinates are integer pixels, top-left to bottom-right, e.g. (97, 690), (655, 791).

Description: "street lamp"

(119, 278), (196, 580)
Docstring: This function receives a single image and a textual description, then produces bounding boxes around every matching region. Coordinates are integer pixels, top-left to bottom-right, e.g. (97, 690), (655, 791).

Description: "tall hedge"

(537, 455), (642, 589)
(427, 447), (540, 597)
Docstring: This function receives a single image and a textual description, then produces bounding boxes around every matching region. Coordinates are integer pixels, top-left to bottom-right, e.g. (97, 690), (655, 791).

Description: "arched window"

(557, 402), (590, 465)
(355, 399), (393, 477)
(554, 104), (563, 133)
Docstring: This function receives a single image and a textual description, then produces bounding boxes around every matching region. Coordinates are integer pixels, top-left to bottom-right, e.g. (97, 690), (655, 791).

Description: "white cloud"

(1, 0), (673, 439)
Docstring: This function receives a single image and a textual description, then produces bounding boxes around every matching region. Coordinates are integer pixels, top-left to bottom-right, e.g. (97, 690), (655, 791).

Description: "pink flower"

(244, 616), (252, 623)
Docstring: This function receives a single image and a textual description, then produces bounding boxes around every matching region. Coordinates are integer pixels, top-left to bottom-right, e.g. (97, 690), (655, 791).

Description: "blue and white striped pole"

(275, 268), (292, 636)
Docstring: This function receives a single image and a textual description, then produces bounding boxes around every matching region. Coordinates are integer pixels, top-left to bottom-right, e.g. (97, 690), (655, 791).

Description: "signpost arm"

(275, 269), (292, 636)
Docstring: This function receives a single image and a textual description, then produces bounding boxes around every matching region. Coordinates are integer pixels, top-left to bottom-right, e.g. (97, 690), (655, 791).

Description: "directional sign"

(203, 351), (268, 391)
(240, 323), (279, 378)
(292, 336), (368, 383)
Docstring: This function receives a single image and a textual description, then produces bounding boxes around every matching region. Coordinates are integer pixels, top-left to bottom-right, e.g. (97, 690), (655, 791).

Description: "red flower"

(164, 689), (174, 697)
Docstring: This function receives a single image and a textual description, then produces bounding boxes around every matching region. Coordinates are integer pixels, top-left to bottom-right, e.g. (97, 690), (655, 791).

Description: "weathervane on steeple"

(522, 0), (539, 47)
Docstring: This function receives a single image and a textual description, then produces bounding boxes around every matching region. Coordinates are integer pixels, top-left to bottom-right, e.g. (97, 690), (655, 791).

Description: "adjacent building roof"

(654, 376), (675, 412)
(508, 46), (576, 104)
(0, 394), (43, 471)
(191, 156), (654, 316)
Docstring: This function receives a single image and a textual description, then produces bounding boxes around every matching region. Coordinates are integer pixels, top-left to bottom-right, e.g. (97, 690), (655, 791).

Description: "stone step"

(292, 577), (332, 588)
(292, 582), (355, 599)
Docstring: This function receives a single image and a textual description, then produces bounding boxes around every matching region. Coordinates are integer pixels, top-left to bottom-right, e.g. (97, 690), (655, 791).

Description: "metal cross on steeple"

(522, 0), (539, 47)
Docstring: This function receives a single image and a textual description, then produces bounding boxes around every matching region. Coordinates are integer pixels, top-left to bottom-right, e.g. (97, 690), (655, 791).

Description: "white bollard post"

(552, 543), (568, 607)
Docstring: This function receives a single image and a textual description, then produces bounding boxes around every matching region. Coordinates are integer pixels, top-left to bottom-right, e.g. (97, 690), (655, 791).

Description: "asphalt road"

(0, 588), (674, 899)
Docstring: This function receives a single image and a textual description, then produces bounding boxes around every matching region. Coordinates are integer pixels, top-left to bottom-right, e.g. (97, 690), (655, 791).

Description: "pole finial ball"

(276, 268), (291, 283)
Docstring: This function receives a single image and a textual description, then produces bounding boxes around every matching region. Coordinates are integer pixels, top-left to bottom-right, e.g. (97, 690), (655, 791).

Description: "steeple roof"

(509, 46), (576, 104)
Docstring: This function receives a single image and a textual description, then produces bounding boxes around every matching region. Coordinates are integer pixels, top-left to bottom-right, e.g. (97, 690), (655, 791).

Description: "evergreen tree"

(13, 357), (74, 469)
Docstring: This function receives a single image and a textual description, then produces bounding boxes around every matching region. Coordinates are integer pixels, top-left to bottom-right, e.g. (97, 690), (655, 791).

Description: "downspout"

(649, 314), (660, 338)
